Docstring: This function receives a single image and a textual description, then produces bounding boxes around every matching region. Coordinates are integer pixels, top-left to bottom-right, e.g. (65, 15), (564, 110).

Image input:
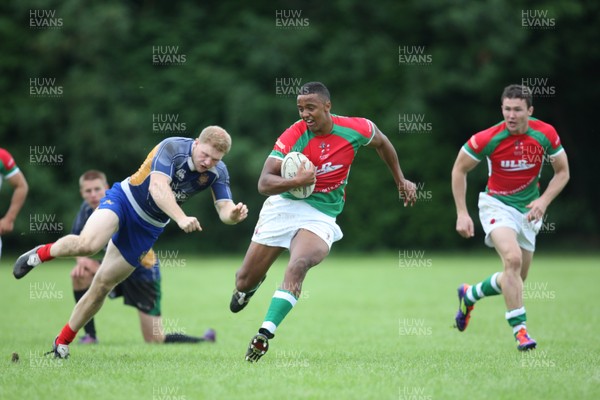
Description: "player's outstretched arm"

(451, 150), (479, 238)
(257, 157), (316, 196)
(367, 126), (416, 206)
(525, 151), (570, 222)
(0, 171), (28, 234)
(215, 200), (249, 225)
(149, 173), (201, 233)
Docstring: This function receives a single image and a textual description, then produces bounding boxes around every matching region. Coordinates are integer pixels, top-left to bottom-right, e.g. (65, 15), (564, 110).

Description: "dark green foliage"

(1, 0), (597, 253)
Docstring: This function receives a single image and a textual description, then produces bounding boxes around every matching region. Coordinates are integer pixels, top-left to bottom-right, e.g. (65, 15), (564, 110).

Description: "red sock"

(57, 323), (77, 345)
(37, 243), (55, 262)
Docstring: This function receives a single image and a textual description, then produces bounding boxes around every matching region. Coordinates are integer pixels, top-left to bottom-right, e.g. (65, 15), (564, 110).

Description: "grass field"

(0, 252), (598, 400)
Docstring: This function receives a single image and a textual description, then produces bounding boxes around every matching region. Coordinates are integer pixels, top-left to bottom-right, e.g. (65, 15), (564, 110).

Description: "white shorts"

(251, 195), (343, 249)
(478, 192), (541, 252)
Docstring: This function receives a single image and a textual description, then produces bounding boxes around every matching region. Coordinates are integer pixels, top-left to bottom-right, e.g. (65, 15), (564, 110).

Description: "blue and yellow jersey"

(121, 137), (233, 224)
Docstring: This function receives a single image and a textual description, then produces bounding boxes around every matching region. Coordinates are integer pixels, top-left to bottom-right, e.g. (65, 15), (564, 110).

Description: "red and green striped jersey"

(462, 118), (563, 213)
(0, 148), (20, 191)
(270, 115), (375, 217)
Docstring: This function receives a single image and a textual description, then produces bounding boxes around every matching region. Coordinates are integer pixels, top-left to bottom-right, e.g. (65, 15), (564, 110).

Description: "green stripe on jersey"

(291, 130), (313, 153)
(281, 186), (345, 217)
(489, 187), (540, 214)
(527, 128), (562, 156)
(270, 129), (314, 159)
(332, 125), (371, 150)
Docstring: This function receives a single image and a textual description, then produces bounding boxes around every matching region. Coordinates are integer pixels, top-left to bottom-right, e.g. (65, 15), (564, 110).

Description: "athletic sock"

(73, 289), (96, 338)
(37, 243), (55, 262)
(506, 306), (527, 336)
(260, 289), (298, 336)
(464, 272), (502, 307)
(57, 323), (77, 345)
(164, 333), (204, 343)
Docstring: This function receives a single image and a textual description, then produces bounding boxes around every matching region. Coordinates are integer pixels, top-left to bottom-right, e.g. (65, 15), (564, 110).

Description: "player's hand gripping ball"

(281, 152), (315, 199)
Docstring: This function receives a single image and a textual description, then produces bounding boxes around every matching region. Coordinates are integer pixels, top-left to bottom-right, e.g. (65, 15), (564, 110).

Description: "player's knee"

(287, 257), (315, 279)
(88, 277), (114, 299)
(503, 250), (523, 272)
(235, 270), (256, 292)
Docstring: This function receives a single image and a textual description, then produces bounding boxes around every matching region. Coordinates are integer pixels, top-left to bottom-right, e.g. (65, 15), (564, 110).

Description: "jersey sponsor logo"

(499, 159), (535, 171)
(315, 162), (343, 176)
(275, 139), (286, 150)
(175, 169), (185, 180)
(102, 199), (114, 205)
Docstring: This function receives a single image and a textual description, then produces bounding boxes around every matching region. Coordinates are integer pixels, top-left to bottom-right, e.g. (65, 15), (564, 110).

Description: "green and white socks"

(464, 272), (502, 307)
(506, 306), (527, 336)
(260, 289), (298, 336)
(465, 271), (529, 337)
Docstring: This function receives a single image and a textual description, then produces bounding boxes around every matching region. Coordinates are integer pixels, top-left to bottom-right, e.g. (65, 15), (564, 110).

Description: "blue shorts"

(98, 182), (164, 268)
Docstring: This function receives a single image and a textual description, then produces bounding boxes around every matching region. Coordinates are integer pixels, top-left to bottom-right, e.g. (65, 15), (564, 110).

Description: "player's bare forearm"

(538, 152), (570, 207)
(215, 200), (248, 225)
(451, 150), (480, 216)
(4, 172), (28, 223)
(369, 128), (407, 187)
(257, 157), (315, 196)
(148, 174), (189, 225)
(259, 173), (299, 196)
(451, 169), (469, 215)
(368, 128), (416, 205)
(376, 145), (407, 187)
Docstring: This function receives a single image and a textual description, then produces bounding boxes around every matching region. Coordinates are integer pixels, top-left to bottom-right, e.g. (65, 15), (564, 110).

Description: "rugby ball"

(281, 152), (315, 199)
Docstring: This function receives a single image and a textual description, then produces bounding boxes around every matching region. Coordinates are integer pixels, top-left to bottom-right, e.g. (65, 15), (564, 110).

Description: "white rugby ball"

(281, 152), (315, 199)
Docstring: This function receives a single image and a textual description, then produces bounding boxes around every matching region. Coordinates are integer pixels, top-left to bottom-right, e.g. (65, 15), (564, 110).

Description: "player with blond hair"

(14, 127), (248, 358)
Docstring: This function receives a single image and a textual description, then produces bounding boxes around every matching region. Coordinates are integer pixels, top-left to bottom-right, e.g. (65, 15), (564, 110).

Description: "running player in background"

(72, 170), (214, 345)
(229, 81), (416, 362)
(14, 126), (247, 358)
(0, 148), (29, 260)
(451, 84), (569, 351)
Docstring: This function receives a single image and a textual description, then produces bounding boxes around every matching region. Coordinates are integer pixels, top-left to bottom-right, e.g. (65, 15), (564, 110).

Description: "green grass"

(1, 253), (599, 400)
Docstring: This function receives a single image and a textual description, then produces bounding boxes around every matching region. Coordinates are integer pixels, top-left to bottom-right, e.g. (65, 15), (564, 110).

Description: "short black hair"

(299, 81), (330, 101)
(501, 84), (533, 108)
